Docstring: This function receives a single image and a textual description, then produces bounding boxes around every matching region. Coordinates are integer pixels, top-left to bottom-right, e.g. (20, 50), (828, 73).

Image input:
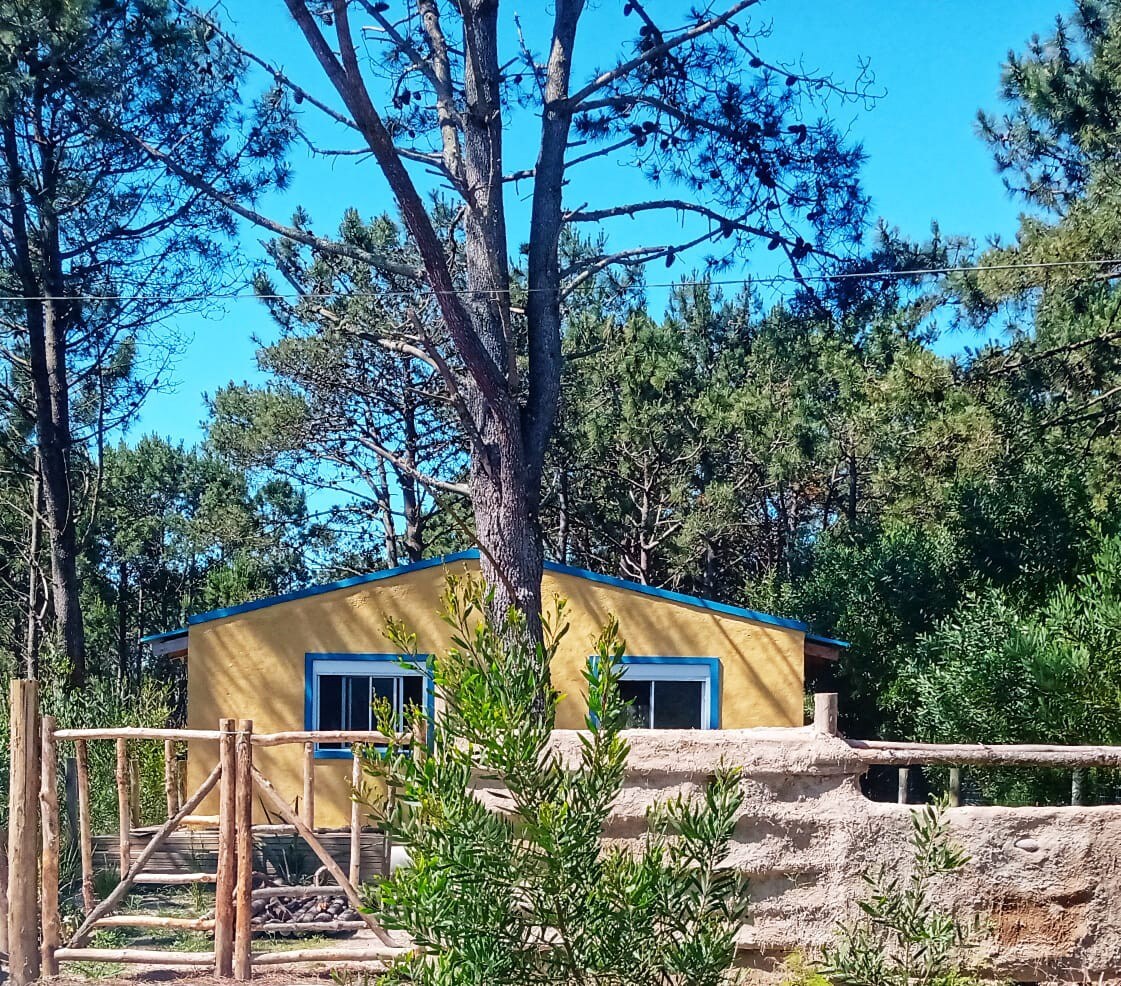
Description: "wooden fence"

(6, 680), (409, 984)
(9, 686), (1121, 983)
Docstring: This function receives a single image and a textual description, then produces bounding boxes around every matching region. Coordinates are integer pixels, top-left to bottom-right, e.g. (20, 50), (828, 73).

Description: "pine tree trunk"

(27, 295), (87, 688)
(469, 421), (545, 645)
(24, 462), (42, 680)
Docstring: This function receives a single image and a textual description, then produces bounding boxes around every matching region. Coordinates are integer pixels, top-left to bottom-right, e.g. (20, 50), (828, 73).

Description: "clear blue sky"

(136, 0), (1062, 444)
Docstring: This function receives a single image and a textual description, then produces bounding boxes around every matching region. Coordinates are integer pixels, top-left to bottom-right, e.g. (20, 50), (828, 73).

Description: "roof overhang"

(141, 628), (188, 660)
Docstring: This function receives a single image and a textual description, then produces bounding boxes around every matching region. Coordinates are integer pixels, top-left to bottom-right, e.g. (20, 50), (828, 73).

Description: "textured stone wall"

(549, 727), (1121, 982)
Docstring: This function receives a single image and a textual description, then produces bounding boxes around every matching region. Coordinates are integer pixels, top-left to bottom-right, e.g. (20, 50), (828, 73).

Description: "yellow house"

(146, 551), (845, 827)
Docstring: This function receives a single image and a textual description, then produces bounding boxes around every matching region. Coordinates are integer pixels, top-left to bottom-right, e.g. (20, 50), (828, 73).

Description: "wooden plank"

(95, 914), (215, 931)
(165, 739), (180, 818)
(75, 739), (95, 912)
(89, 829), (389, 882)
(8, 679), (40, 986)
(949, 766), (962, 807)
(848, 738), (1121, 767)
(251, 885), (357, 899)
(250, 765), (395, 946)
(70, 760), (223, 947)
(40, 714), (61, 976)
(349, 753), (362, 887)
(251, 947), (405, 966)
(56, 948), (215, 966)
(253, 730), (394, 747)
(215, 719), (237, 978)
(234, 719), (255, 981)
(55, 727), (223, 741)
(897, 766), (909, 804)
(302, 741), (315, 828)
(133, 872), (219, 885)
(116, 737), (131, 872)
(254, 921), (368, 933)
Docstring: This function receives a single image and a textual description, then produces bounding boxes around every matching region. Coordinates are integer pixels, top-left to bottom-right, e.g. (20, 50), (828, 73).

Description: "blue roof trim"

(185, 550), (481, 626)
(141, 628), (188, 644)
(806, 632), (850, 649)
(179, 547), (849, 648)
(540, 558), (811, 633)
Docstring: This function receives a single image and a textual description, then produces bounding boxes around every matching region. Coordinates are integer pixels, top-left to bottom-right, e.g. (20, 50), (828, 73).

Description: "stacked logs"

(210, 875), (365, 937)
(251, 893), (363, 934)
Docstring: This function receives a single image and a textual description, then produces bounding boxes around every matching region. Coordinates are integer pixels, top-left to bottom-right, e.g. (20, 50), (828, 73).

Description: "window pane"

(346, 675), (371, 730)
(370, 676), (395, 727)
(619, 679), (652, 728)
(317, 674), (344, 748)
(401, 675), (423, 710)
(652, 680), (704, 729)
(317, 675), (344, 731)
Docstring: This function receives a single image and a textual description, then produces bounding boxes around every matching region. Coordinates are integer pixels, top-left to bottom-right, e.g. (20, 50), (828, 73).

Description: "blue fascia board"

(541, 558), (810, 633)
(806, 632), (850, 649)
(178, 547), (849, 649)
(140, 628), (188, 644)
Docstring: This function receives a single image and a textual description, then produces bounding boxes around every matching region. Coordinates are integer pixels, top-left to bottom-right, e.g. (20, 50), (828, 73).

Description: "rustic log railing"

(7, 683), (407, 984)
(11, 685), (1121, 984)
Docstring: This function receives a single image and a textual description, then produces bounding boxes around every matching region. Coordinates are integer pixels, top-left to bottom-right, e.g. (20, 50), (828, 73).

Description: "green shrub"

(819, 803), (993, 986)
(360, 575), (750, 986)
(0, 654), (175, 836)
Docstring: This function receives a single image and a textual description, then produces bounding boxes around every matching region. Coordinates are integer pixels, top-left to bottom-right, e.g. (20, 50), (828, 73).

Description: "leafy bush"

(359, 575), (750, 986)
(0, 654), (175, 835)
(818, 803), (990, 986)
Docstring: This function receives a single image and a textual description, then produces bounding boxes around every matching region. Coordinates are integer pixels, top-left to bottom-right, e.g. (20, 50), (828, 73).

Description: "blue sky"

(137, 0), (1062, 443)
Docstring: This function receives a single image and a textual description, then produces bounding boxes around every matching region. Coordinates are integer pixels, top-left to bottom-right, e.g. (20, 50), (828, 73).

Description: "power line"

(0, 255), (1116, 303)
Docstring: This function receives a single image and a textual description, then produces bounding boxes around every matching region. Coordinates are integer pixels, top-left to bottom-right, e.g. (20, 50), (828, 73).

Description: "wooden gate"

(7, 680), (407, 984)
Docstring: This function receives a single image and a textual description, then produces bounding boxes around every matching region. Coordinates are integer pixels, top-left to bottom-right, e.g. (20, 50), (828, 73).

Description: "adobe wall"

(549, 728), (1121, 982)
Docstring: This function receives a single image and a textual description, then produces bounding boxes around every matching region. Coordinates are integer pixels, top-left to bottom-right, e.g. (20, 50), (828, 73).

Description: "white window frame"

(307, 655), (427, 755)
(617, 659), (718, 730)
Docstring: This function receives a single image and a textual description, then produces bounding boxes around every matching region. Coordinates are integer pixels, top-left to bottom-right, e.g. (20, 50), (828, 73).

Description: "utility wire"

(0, 256), (1117, 303)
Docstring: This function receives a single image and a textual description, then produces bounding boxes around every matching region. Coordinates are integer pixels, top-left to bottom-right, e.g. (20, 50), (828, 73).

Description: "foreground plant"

(359, 574), (749, 986)
(818, 803), (990, 986)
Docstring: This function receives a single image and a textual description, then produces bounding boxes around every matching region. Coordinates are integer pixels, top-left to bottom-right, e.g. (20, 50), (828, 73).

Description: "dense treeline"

(2, 0), (1121, 805)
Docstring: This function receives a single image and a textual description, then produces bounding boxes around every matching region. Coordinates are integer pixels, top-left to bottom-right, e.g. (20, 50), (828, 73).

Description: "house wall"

(185, 557), (805, 826)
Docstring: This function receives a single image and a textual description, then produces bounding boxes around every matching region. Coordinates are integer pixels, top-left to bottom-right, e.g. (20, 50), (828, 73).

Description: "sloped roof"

(158, 549), (845, 648)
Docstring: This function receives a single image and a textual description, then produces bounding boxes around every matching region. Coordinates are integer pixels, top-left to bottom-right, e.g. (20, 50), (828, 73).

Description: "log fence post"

(350, 750), (362, 886)
(302, 741), (315, 829)
(214, 719), (237, 978)
(40, 714), (61, 976)
(234, 719), (254, 981)
(64, 755), (79, 845)
(116, 737), (131, 872)
(8, 679), (40, 986)
(165, 739), (180, 819)
(897, 766), (910, 804)
(948, 766), (962, 807)
(75, 739), (95, 912)
(813, 692), (839, 736)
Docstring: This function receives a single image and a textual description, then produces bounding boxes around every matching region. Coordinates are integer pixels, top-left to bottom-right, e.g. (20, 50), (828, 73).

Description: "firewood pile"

(208, 874), (366, 937)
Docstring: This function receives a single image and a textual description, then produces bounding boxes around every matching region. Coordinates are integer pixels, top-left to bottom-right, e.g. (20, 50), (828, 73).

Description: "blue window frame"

(615, 656), (721, 730)
(304, 653), (435, 758)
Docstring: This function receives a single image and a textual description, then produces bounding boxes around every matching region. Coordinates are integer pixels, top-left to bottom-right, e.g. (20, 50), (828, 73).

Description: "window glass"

(346, 675), (372, 730)
(317, 675), (344, 731)
(619, 679), (653, 728)
(313, 664), (426, 747)
(402, 675), (424, 711)
(652, 680), (704, 729)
